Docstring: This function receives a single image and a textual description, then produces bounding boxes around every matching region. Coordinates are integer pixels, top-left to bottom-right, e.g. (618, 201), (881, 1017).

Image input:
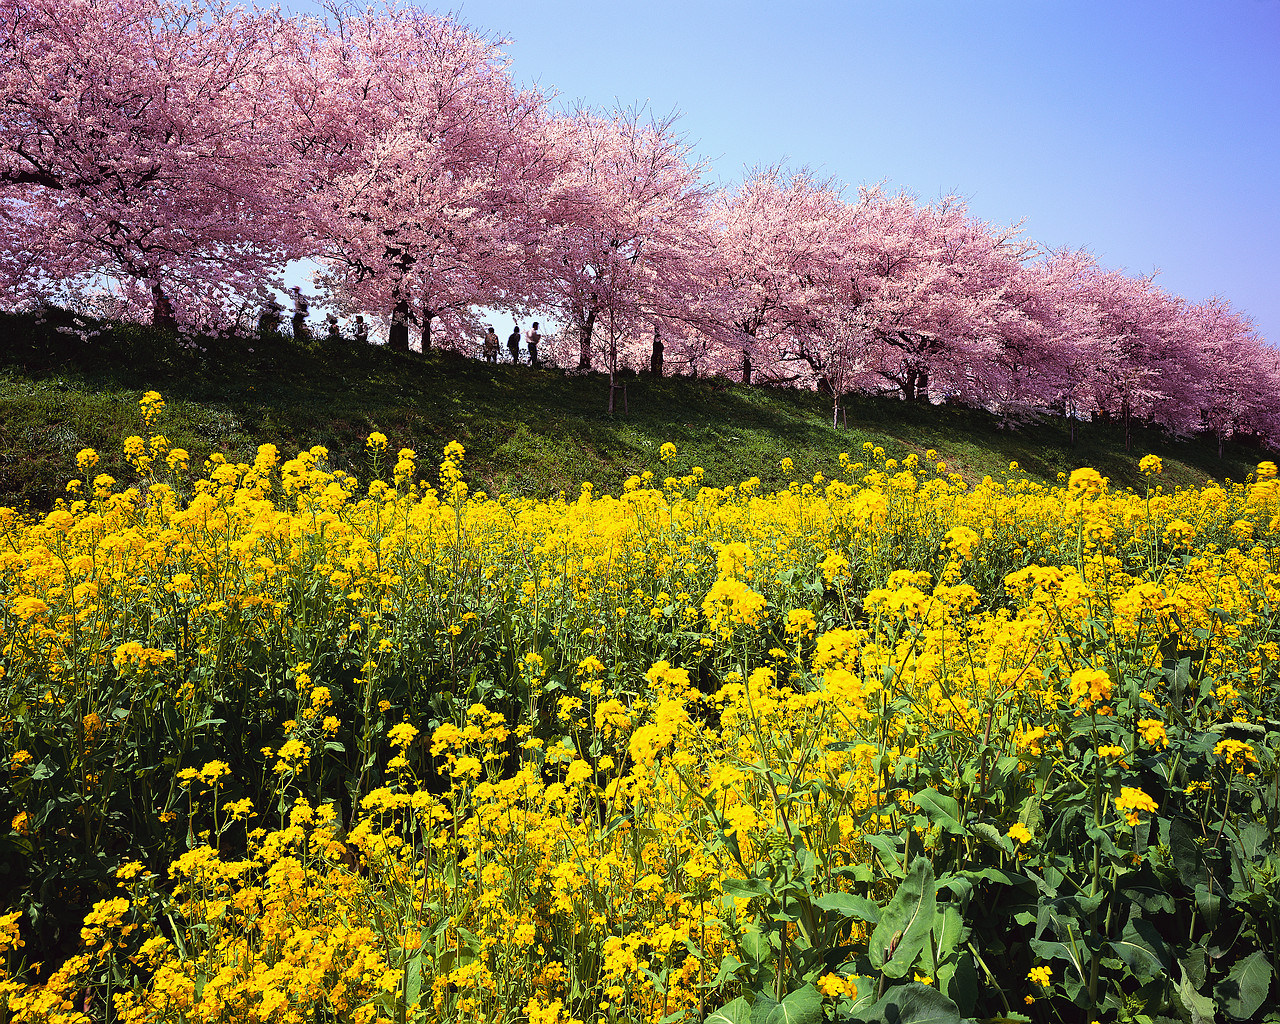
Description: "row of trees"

(2, 0), (1275, 441)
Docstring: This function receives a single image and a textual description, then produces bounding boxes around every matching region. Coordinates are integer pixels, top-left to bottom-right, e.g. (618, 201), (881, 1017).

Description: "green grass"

(1, 306), (1273, 510)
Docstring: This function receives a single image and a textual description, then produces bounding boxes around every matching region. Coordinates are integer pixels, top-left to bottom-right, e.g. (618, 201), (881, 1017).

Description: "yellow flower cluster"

(2, 398), (1280, 1021)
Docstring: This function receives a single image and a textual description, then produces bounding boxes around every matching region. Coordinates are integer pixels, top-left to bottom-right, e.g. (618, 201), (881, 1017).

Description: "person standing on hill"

(483, 326), (499, 362)
(525, 321), (541, 368)
(290, 287), (310, 342)
(507, 323), (522, 363)
(258, 294), (283, 336)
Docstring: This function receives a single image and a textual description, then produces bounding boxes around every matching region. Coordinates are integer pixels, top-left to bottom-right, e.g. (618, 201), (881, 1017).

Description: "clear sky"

(285, 0), (1280, 344)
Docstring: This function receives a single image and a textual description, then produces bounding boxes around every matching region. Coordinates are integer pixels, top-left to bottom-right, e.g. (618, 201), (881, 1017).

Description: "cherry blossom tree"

(1070, 267), (1190, 448)
(838, 191), (1032, 404)
(700, 167), (848, 385)
(279, 4), (553, 353)
(0, 0), (293, 326)
(972, 249), (1109, 427)
(1173, 298), (1275, 455)
(536, 106), (709, 407)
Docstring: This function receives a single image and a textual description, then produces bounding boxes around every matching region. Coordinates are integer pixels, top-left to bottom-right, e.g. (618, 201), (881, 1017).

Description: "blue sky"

(286, 0), (1280, 344)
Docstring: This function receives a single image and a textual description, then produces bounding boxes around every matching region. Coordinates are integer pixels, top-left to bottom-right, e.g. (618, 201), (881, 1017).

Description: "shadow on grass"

(1, 309), (1273, 510)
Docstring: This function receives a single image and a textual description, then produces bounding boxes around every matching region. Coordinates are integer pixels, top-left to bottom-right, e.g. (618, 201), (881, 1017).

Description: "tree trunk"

(606, 331), (618, 414)
(420, 310), (433, 353)
(742, 350), (752, 385)
(389, 297), (410, 353)
(650, 325), (663, 377)
(1122, 396), (1132, 451)
(578, 309), (597, 370)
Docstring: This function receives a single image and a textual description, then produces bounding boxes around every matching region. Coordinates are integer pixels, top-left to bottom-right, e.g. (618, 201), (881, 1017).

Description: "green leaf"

(1029, 938), (1086, 984)
(749, 993), (778, 1024)
(969, 822), (1012, 854)
(931, 904), (967, 965)
(910, 788), (965, 835)
(831, 862), (876, 884)
(1175, 968), (1217, 1024)
(1017, 792), (1044, 833)
(765, 984), (822, 1024)
(403, 952), (424, 1012)
(859, 982), (963, 1024)
(935, 949), (979, 1017)
(704, 997), (752, 1024)
(863, 833), (907, 876)
(740, 925), (770, 964)
(1181, 948), (1208, 990)
(724, 876), (773, 899)
(1170, 818), (1203, 890)
(1215, 951), (1271, 1021)
(30, 757), (58, 782)
(713, 955), (744, 986)
(1194, 883), (1221, 930)
(868, 856), (937, 978)
(1108, 918), (1169, 983)
(1235, 821), (1270, 863)
(813, 892), (880, 923)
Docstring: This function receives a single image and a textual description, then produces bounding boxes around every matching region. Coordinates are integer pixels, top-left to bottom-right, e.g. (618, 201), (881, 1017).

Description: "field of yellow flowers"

(3, 391), (1280, 1024)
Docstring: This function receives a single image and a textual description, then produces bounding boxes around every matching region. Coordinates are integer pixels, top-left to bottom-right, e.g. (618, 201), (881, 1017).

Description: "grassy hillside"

(1, 306), (1272, 510)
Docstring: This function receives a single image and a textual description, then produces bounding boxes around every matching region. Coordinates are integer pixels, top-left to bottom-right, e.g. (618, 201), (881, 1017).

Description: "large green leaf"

(934, 950), (978, 1017)
(1170, 818), (1204, 890)
(740, 925), (770, 964)
(765, 984), (823, 1024)
(858, 982), (963, 1024)
(724, 876), (773, 899)
(749, 993), (778, 1024)
(968, 822), (1012, 855)
(1194, 883), (1222, 930)
(712, 954), (743, 986)
(1181, 948), (1209, 990)
(910, 789), (965, 835)
(1235, 821), (1270, 863)
(1107, 919), (1168, 983)
(403, 951), (424, 1015)
(863, 834), (908, 877)
(813, 892), (881, 923)
(868, 857), (937, 979)
(1215, 950), (1271, 1021)
(1175, 969), (1217, 1024)
(704, 997), (752, 1024)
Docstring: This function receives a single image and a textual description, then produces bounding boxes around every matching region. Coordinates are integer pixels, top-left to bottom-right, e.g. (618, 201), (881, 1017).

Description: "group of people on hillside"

(264, 290), (543, 364)
(482, 321), (541, 366)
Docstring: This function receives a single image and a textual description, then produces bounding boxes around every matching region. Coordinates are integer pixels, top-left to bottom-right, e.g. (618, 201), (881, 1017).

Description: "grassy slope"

(1, 308), (1273, 510)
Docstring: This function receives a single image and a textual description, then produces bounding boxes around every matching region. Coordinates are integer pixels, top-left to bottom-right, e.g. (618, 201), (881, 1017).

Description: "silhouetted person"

(290, 287), (309, 342)
(326, 314), (340, 344)
(525, 321), (541, 368)
(354, 315), (369, 345)
(258, 295), (283, 336)
(483, 326), (499, 362)
(507, 323), (521, 363)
